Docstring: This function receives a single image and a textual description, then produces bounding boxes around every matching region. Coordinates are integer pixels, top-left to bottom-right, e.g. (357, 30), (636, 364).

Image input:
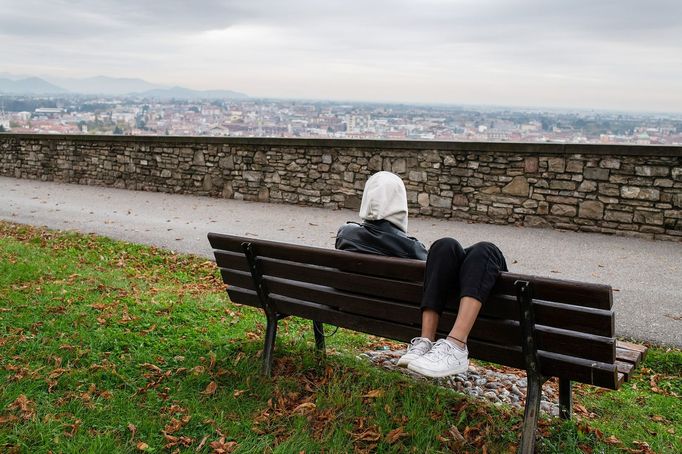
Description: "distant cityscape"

(2, 93), (682, 145)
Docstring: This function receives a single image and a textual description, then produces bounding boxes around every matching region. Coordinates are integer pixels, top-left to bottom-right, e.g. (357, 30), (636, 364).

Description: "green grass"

(1, 221), (680, 453)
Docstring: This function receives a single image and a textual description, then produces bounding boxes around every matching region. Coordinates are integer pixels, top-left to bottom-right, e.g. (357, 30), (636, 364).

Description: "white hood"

(359, 171), (409, 232)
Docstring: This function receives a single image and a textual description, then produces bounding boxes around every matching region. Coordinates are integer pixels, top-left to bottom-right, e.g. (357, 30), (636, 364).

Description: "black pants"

(421, 238), (508, 314)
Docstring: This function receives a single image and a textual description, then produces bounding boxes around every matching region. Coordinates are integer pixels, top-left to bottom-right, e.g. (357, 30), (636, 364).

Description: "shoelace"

(421, 339), (454, 361)
(409, 337), (432, 354)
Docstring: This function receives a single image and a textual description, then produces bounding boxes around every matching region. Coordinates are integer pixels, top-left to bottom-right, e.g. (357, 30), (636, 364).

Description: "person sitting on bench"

(398, 237), (508, 378)
(335, 171), (427, 260)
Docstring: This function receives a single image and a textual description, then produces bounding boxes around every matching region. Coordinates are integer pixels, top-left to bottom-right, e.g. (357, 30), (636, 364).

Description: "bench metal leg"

(520, 373), (543, 454)
(559, 378), (572, 419)
(515, 280), (544, 454)
(262, 313), (278, 377)
(313, 321), (325, 352)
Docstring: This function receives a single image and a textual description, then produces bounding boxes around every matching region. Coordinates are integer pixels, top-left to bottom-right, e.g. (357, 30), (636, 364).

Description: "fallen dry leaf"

(136, 441), (149, 451)
(604, 435), (622, 445)
(196, 435), (209, 452)
(128, 423), (137, 441)
(292, 402), (316, 414)
(386, 427), (409, 444)
(209, 437), (238, 453)
(362, 389), (384, 399)
(202, 381), (218, 396)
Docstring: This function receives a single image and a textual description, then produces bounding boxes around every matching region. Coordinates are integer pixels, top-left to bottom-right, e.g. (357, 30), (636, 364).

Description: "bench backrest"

(208, 233), (621, 390)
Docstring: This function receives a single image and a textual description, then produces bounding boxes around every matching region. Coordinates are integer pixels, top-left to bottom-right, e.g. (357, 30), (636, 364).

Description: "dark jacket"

(335, 220), (428, 260)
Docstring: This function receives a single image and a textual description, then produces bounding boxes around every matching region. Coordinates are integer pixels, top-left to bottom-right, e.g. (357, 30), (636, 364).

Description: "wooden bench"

(208, 232), (647, 453)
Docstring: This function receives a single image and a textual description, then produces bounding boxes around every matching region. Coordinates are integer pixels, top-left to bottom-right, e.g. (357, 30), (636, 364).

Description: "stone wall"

(1, 134), (681, 241)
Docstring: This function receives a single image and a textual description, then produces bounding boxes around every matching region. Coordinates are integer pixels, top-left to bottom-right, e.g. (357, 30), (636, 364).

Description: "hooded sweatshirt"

(335, 171), (428, 260)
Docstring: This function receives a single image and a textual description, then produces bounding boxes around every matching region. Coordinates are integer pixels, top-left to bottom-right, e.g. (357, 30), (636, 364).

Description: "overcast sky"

(2, 0), (681, 112)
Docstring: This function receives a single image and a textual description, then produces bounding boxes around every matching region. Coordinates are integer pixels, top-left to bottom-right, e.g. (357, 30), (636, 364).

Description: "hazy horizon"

(2, 1), (681, 113)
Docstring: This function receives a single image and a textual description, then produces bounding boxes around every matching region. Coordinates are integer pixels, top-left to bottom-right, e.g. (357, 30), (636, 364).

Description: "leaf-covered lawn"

(0, 221), (680, 453)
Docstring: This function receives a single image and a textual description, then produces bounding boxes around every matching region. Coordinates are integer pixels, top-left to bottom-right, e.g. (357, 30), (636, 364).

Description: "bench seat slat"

(264, 278), (615, 363)
(269, 294), (619, 389)
(615, 360), (635, 381)
(616, 348), (641, 365)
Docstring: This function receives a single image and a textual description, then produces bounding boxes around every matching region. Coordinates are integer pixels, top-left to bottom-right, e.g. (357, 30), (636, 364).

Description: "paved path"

(1, 176), (680, 347)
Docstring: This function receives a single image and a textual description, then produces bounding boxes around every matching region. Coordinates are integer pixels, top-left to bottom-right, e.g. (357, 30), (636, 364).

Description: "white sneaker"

(396, 337), (433, 367)
(407, 339), (469, 378)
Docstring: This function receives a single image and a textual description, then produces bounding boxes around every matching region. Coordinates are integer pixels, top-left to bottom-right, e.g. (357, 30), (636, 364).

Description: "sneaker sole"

(407, 362), (468, 378)
(396, 356), (415, 367)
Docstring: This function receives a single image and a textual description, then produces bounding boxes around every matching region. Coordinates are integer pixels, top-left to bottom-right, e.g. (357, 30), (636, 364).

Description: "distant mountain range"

(0, 74), (248, 99)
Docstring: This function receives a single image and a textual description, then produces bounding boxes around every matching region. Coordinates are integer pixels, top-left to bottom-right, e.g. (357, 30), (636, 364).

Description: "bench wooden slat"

(615, 360), (635, 381)
(616, 347), (642, 366)
(617, 340), (648, 362)
(224, 286), (261, 308)
(258, 258), (423, 304)
(209, 233), (424, 281)
(214, 250), (250, 272)
(269, 294), (619, 389)
(455, 295), (614, 337)
(219, 269), (255, 292)
(209, 233), (613, 310)
(494, 273), (613, 310)
(264, 278), (615, 363)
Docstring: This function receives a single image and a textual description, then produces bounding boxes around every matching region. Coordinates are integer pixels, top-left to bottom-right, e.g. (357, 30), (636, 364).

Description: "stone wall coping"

(3, 133), (681, 157)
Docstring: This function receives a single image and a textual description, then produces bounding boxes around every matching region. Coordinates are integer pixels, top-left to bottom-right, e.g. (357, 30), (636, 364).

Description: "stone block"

(549, 180), (576, 190)
(600, 159), (621, 169)
(634, 209), (664, 225)
(222, 182), (234, 198)
(550, 204), (577, 217)
(635, 166), (669, 177)
(578, 180), (598, 192)
(598, 183), (620, 197)
(481, 186), (501, 194)
(368, 155), (382, 171)
(409, 170), (427, 182)
(584, 167), (610, 181)
(524, 216), (551, 227)
(604, 210), (633, 223)
(579, 200), (604, 220)
(443, 155), (457, 166)
(417, 193), (430, 207)
(621, 186), (660, 201)
(654, 179), (674, 188)
(392, 158), (406, 174)
(566, 160), (584, 173)
(674, 193), (682, 208)
(193, 150), (205, 166)
(524, 157), (539, 173)
(502, 176), (529, 196)
(243, 171), (262, 183)
(672, 167), (682, 181)
(547, 157), (566, 173)
(453, 194), (469, 207)
(429, 194), (451, 208)
(488, 206), (510, 217)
